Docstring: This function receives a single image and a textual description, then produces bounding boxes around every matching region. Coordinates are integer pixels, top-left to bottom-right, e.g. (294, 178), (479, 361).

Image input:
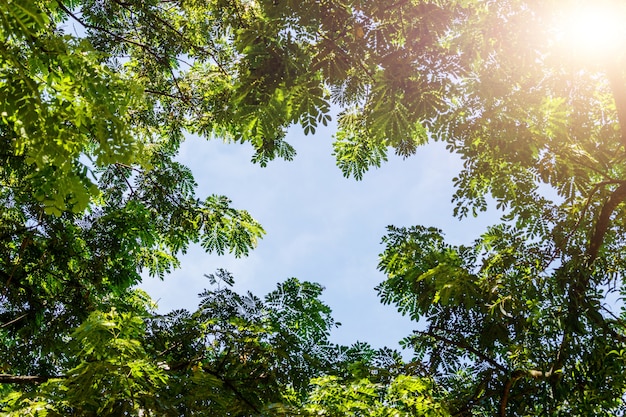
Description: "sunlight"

(553, 2), (626, 61)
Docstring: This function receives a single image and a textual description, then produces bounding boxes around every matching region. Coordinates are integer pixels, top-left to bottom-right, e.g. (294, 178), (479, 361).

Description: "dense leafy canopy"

(3, 273), (344, 415)
(3, 0), (626, 415)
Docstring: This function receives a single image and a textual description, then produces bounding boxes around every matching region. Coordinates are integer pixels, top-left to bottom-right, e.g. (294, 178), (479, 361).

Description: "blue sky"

(140, 122), (497, 351)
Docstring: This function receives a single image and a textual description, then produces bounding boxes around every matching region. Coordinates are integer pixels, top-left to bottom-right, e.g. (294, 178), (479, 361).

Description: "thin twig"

(415, 329), (508, 373)
(1, 313), (27, 328)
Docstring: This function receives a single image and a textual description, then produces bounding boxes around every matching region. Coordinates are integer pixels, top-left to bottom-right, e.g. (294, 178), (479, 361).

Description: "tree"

(4, 0), (626, 415)
(2, 272), (344, 415)
(373, 1), (626, 415)
(1, 0), (270, 407)
(1, 0), (453, 401)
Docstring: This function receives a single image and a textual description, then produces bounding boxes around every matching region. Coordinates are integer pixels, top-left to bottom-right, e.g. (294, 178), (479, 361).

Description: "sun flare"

(553, 2), (626, 61)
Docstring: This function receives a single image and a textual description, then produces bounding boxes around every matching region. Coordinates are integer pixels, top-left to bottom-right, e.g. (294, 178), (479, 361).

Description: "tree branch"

(1, 313), (27, 328)
(0, 374), (65, 384)
(547, 179), (626, 397)
(56, 2), (169, 66)
(546, 180), (626, 391)
(416, 329), (508, 373)
(201, 367), (262, 414)
(109, 0), (230, 76)
(586, 181), (626, 263)
(500, 367), (556, 417)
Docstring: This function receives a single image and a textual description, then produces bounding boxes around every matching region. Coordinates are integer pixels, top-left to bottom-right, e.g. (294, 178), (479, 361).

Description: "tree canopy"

(3, 0), (626, 415)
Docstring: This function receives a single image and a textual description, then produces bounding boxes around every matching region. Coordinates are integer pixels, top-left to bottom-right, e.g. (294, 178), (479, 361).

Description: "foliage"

(0, 0), (144, 215)
(305, 374), (447, 417)
(1, 0), (265, 399)
(377, 224), (626, 415)
(373, 1), (626, 415)
(3, 0), (626, 415)
(302, 344), (449, 417)
(3, 305), (168, 416)
(2, 275), (342, 416)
